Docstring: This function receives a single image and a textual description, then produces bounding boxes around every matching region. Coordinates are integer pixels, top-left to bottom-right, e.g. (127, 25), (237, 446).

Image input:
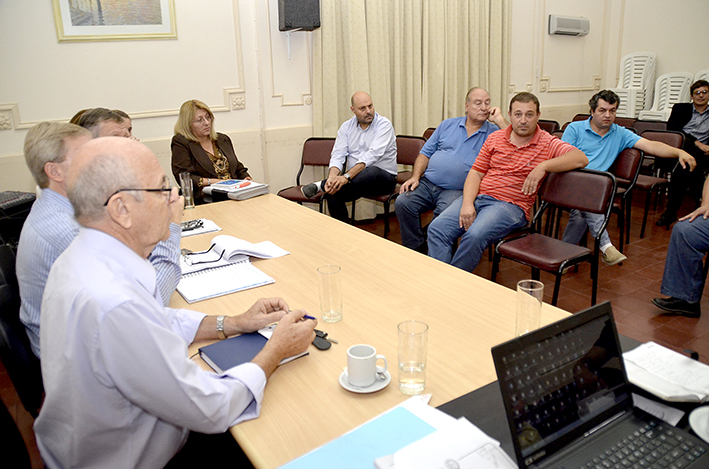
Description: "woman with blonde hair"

(171, 99), (250, 203)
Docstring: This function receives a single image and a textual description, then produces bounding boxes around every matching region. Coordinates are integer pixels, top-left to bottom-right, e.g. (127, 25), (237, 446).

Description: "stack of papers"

(281, 397), (516, 469)
(180, 235), (289, 275)
(623, 341), (709, 403)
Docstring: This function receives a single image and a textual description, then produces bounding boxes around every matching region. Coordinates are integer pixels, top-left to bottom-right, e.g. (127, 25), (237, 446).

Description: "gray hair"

(75, 108), (125, 138)
(68, 152), (140, 224)
(23, 122), (91, 188)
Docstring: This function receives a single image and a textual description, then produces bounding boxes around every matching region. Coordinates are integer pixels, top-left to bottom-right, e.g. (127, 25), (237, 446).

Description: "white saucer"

(339, 370), (391, 393)
(689, 406), (709, 444)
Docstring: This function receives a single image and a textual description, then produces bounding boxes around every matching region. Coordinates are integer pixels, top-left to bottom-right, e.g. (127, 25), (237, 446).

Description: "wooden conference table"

(172, 194), (571, 468)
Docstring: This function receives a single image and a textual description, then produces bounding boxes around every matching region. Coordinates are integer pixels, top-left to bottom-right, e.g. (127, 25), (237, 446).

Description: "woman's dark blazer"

(171, 133), (250, 202)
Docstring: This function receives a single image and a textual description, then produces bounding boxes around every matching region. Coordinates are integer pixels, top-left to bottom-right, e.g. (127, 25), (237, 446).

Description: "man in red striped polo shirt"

(427, 92), (588, 272)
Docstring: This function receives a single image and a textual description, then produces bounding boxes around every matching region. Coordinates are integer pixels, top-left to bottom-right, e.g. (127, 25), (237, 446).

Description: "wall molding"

(266, 1), (313, 107)
(0, 87), (245, 130)
(539, 75), (602, 93)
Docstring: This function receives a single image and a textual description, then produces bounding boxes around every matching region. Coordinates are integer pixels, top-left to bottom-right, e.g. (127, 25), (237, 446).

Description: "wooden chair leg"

(640, 188), (653, 238)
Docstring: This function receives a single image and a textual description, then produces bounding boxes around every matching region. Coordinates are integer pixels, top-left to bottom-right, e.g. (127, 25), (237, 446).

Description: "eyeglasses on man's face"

(693, 89), (708, 96)
(104, 176), (174, 206)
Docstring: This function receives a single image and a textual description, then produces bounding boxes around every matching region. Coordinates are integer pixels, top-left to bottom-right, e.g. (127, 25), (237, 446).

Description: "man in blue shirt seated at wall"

(561, 90), (696, 265)
(394, 87), (507, 252)
(301, 91), (398, 222)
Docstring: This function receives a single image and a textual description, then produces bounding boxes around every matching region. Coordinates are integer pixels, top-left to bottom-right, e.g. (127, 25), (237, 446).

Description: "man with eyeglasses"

(657, 79), (709, 226)
(34, 137), (316, 468)
(16, 122), (183, 359)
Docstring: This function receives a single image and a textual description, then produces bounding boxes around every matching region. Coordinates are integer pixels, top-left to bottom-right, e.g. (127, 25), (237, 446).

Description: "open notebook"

(177, 259), (274, 304)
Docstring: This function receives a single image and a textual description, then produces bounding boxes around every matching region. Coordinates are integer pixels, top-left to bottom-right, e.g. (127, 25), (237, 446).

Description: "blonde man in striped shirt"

(427, 92), (588, 272)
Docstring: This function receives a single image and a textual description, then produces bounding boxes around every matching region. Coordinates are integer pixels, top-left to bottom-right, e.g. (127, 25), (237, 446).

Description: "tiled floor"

(2, 191), (707, 468)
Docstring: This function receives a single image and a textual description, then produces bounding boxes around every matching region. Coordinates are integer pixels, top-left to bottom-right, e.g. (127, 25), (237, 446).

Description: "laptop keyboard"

(578, 421), (707, 469)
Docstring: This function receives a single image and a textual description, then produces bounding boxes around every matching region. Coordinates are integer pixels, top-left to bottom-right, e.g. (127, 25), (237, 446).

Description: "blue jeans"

(427, 195), (527, 272)
(562, 210), (611, 248)
(660, 216), (709, 303)
(394, 177), (463, 249)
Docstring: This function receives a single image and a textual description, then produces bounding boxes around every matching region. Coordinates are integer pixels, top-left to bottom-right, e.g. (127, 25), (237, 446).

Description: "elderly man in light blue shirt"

(35, 137), (316, 468)
(395, 87), (506, 251)
(301, 91), (398, 222)
(16, 122), (183, 359)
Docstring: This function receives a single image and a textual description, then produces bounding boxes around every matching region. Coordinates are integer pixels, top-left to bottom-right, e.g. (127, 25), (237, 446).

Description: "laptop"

(491, 301), (709, 469)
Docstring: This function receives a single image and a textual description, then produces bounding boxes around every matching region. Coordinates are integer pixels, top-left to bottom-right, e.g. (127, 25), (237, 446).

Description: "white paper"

(623, 342), (709, 402)
(380, 417), (516, 469)
(180, 218), (221, 238)
(632, 393), (685, 426)
(179, 235), (289, 275)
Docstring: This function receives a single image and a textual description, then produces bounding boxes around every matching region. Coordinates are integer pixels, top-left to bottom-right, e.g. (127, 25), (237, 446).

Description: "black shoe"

(301, 183), (319, 199)
(655, 211), (677, 227)
(652, 297), (701, 318)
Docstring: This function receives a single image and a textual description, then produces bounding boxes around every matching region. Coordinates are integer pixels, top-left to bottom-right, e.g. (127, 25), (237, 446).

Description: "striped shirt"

(473, 125), (578, 220)
(16, 188), (182, 358)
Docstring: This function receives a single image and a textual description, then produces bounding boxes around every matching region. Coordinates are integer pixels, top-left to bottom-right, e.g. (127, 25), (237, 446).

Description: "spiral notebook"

(176, 259), (274, 304)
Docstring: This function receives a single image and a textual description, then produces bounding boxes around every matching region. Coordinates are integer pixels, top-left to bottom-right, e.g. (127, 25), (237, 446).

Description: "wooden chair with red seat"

(355, 135), (426, 238)
(491, 169), (617, 306)
(422, 127), (436, 140)
(608, 148), (644, 250)
(277, 137), (336, 213)
(635, 130), (684, 238)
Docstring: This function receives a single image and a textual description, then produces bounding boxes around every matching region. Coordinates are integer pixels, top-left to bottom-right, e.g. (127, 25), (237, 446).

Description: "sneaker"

(301, 183), (320, 199)
(655, 211), (677, 227)
(601, 246), (627, 266)
(652, 297), (701, 318)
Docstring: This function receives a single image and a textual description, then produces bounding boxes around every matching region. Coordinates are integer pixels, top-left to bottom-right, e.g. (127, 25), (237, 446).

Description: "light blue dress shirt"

(35, 228), (265, 469)
(329, 112), (398, 175)
(16, 188), (181, 357)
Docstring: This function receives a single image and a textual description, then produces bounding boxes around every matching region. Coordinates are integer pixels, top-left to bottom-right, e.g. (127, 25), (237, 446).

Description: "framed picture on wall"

(52, 0), (177, 42)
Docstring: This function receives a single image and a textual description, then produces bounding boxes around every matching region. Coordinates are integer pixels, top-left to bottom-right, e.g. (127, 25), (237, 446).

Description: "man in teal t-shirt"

(561, 90), (696, 265)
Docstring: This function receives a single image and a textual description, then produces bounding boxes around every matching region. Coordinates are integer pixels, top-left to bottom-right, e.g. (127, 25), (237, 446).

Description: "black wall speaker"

(278, 0), (320, 31)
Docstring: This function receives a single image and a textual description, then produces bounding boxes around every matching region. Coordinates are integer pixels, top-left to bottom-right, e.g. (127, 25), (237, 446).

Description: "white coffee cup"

(346, 344), (387, 388)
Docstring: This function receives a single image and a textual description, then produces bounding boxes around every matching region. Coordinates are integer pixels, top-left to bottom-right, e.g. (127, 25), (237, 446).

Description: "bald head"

(67, 138), (158, 224)
(350, 91), (375, 128)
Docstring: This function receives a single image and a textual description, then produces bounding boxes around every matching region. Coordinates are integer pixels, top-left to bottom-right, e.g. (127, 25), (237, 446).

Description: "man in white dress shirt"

(301, 91), (398, 221)
(34, 137), (316, 468)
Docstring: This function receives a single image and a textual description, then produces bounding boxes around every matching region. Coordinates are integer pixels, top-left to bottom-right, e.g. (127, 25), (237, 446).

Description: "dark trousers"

(324, 166), (397, 222)
(165, 431), (254, 468)
(665, 146), (708, 215)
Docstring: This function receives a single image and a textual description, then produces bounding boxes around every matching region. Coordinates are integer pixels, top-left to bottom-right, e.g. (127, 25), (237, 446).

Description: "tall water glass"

(179, 172), (195, 209)
(318, 265), (342, 322)
(516, 280), (544, 337)
(398, 320), (428, 395)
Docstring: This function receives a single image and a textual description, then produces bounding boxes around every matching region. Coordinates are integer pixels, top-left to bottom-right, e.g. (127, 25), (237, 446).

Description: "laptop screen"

(492, 302), (631, 468)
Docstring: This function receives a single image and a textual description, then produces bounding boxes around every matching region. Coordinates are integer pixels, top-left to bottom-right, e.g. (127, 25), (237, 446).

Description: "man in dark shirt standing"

(657, 79), (709, 226)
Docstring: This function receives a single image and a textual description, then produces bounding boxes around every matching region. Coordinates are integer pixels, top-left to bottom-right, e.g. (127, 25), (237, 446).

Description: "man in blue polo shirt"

(561, 90), (696, 265)
(395, 87), (507, 252)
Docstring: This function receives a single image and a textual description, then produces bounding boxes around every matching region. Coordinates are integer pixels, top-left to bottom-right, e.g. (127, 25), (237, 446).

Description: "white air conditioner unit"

(548, 15), (590, 36)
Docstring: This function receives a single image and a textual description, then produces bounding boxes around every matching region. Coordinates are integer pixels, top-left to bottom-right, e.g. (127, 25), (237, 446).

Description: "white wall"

(2, 0), (707, 198)
(0, 0), (313, 196)
(508, 0), (709, 125)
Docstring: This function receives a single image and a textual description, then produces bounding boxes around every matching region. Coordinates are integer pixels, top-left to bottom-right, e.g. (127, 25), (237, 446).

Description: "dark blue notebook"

(198, 327), (308, 373)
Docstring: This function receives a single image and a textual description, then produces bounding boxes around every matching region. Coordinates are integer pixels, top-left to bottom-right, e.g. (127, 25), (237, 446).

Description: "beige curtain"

(313, 0), (510, 137)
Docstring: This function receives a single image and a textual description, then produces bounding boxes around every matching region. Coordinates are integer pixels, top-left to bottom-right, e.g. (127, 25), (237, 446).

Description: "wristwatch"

(343, 173), (351, 181)
(216, 315), (227, 340)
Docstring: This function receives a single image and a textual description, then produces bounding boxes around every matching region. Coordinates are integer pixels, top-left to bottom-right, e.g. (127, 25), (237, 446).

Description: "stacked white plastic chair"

(610, 52), (656, 118)
(638, 72), (694, 121)
(695, 69), (709, 83)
